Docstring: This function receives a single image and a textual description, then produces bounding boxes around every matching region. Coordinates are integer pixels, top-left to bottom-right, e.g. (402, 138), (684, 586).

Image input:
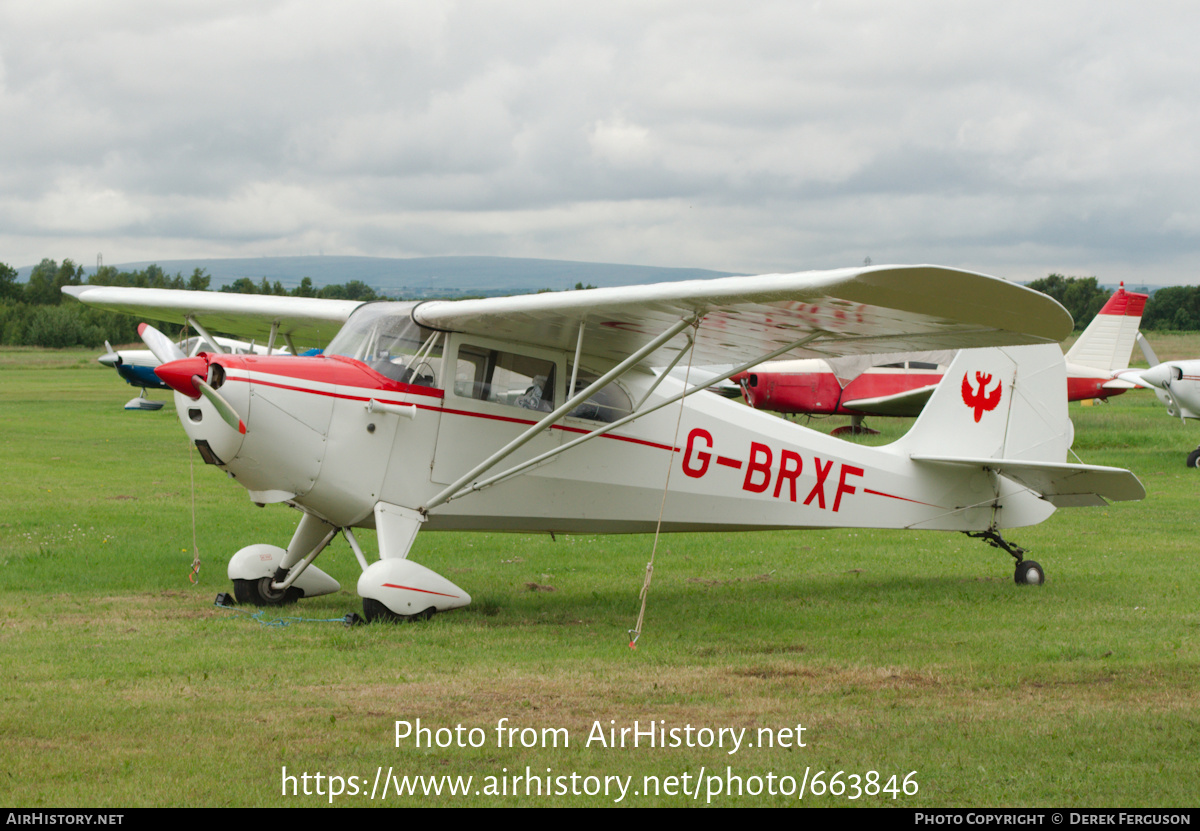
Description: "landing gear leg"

(831, 414), (881, 437)
(965, 529), (1045, 586)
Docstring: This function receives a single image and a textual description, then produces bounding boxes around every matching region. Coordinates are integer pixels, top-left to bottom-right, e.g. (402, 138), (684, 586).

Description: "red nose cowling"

(154, 356), (210, 399)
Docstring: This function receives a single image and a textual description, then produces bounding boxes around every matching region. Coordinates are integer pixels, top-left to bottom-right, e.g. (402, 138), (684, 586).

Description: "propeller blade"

(194, 376), (247, 434)
(1137, 332), (1160, 367)
(138, 322), (187, 365)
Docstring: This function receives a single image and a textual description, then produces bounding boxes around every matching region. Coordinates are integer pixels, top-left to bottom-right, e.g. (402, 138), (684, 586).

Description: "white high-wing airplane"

(1121, 334), (1200, 466)
(64, 265), (1144, 621)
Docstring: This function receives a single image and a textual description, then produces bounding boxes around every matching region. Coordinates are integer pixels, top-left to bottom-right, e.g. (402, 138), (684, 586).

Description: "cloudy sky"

(2, 0), (1199, 283)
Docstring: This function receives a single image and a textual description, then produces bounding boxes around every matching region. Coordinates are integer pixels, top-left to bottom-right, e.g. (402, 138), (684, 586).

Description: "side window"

(454, 345), (557, 412)
(567, 368), (633, 423)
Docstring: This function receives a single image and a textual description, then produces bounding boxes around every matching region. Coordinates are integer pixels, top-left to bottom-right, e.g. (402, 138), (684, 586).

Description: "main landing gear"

(830, 414), (881, 438)
(965, 529), (1045, 586)
(224, 506), (471, 623)
(1186, 447), (1200, 468)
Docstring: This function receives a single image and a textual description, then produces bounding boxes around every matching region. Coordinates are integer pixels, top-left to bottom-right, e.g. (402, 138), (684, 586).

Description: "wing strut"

(430, 328), (827, 507)
(186, 316), (224, 354)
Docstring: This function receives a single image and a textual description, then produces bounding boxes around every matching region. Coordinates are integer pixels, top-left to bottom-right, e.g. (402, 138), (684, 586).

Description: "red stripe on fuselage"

(862, 488), (941, 508)
(221, 355), (678, 453)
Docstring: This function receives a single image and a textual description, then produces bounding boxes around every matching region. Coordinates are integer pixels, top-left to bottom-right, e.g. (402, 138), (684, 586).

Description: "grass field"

(1, 344), (1198, 808)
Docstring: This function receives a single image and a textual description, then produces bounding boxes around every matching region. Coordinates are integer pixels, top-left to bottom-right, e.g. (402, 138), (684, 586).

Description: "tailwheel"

(1014, 560), (1045, 586)
(362, 597), (436, 623)
(232, 576), (302, 606)
(965, 529), (1045, 586)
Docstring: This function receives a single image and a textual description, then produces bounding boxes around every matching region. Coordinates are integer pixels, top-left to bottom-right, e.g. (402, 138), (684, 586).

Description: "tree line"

(0, 258), (379, 348)
(1, 259), (1197, 349)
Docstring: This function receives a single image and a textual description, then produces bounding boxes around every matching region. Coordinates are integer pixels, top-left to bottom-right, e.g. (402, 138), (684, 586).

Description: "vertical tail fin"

(1065, 283), (1148, 371)
(895, 344), (1071, 463)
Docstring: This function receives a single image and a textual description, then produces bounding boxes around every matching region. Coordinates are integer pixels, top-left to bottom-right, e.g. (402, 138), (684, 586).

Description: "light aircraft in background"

(1120, 334), (1200, 467)
(733, 284), (1148, 434)
(64, 266), (1143, 622)
(98, 335), (310, 410)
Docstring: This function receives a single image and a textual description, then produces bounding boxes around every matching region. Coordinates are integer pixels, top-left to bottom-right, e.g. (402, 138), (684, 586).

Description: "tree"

(19, 258), (83, 305)
(186, 268), (211, 292)
(1026, 274), (1109, 331)
(1143, 286), (1200, 331)
(220, 277), (260, 294)
(0, 262), (19, 302)
(318, 280), (377, 301)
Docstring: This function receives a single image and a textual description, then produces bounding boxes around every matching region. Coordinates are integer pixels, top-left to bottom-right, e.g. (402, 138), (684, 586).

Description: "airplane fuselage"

(173, 338), (1055, 540)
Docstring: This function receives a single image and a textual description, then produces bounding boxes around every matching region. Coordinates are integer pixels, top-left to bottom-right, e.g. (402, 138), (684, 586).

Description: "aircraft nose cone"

(1139, 363), (1176, 389)
(154, 356), (209, 398)
(98, 352), (121, 367)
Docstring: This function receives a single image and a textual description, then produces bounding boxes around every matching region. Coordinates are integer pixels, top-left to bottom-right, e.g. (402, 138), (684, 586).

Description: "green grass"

(2, 346), (1199, 807)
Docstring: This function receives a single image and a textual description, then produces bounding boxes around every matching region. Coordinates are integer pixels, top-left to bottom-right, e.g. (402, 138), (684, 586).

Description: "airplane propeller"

(144, 322), (247, 435)
(194, 374), (247, 435)
(98, 340), (122, 368)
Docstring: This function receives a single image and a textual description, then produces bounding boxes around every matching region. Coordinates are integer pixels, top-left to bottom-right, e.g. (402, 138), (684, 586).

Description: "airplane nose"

(98, 352), (121, 367)
(155, 356), (210, 398)
(1139, 364), (1178, 389)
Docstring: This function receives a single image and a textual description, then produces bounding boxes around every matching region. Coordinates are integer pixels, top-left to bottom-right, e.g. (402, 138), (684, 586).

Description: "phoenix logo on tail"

(961, 371), (1002, 422)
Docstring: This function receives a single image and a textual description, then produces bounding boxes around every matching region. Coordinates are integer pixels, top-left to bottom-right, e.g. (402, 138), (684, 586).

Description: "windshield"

(325, 302), (443, 386)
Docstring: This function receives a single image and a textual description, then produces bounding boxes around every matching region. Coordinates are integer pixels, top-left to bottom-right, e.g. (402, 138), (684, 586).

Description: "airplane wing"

(413, 265), (1072, 369)
(842, 384), (939, 417)
(61, 285), (362, 345)
(911, 455), (1146, 507)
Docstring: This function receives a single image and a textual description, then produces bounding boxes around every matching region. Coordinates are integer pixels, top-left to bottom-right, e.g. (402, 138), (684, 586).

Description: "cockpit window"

(567, 367), (632, 423)
(325, 302), (442, 386)
(454, 345), (557, 412)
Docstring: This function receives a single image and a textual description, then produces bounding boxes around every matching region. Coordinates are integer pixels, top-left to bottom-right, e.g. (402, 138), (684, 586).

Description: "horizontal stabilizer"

(911, 455), (1145, 507)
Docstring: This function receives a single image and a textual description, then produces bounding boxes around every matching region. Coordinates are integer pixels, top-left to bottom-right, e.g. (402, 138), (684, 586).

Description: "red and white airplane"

(65, 265), (1143, 622)
(733, 284), (1148, 432)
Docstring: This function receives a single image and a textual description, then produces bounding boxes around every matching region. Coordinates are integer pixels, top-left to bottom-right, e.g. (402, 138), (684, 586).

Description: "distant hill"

(17, 255), (739, 297)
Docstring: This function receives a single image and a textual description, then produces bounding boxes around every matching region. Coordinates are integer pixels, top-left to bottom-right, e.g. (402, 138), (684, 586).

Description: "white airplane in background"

(732, 283), (1148, 434)
(98, 334), (306, 410)
(64, 265), (1143, 622)
(1121, 334), (1200, 467)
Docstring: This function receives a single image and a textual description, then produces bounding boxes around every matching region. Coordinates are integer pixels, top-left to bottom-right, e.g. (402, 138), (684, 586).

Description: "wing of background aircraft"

(840, 383), (939, 417)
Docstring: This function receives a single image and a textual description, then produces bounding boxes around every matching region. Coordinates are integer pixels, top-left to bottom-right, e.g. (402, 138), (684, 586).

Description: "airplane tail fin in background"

(1065, 283), (1148, 371)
